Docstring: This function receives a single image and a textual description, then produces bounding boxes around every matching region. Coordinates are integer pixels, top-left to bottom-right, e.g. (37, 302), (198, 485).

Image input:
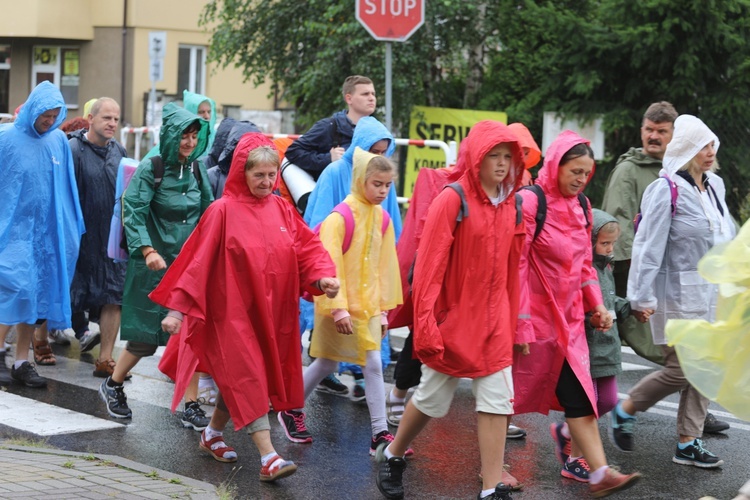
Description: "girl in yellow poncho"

(276, 147), (403, 451)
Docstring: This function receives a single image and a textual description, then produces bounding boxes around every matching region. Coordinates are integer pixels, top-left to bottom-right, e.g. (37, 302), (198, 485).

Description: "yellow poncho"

(311, 148), (402, 365)
(666, 220), (750, 421)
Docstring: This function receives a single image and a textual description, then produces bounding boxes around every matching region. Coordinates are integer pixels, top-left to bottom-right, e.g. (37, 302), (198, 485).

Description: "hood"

(208, 117), (236, 165)
(158, 102), (209, 165)
(614, 147), (663, 168)
(223, 132), (277, 200)
(218, 120), (262, 174)
(457, 120), (524, 201)
(508, 122), (541, 169)
(351, 147), (381, 203)
(662, 115), (720, 177)
(342, 116), (396, 164)
(536, 130), (594, 198)
(68, 127), (107, 159)
(15, 81), (67, 139)
(592, 208), (619, 245)
(183, 90), (216, 137)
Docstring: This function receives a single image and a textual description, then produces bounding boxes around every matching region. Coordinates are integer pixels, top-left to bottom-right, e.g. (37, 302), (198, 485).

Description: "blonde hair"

(365, 155), (396, 180)
(598, 221), (620, 237)
(679, 151), (720, 173)
(245, 146), (279, 171)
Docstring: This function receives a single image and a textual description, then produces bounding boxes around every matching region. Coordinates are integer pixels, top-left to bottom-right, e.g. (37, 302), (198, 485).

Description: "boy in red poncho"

(150, 133), (339, 482)
(374, 121), (526, 500)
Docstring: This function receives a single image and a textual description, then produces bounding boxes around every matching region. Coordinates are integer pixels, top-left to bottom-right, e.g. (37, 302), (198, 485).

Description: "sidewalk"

(0, 442), (218, 499)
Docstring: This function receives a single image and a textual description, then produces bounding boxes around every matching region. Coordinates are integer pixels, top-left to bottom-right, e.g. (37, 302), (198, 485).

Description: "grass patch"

(145, 470), (160, 479)
(62, 460), (75, 469)
(216, 466), (242, 500)
(168, 477), (183, 484)
(3, 437), (50, 448)
(81, 454), (97, 461)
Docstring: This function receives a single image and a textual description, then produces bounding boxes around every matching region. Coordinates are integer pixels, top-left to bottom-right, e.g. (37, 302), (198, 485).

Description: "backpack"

(313, 201), (391, 254)
(522, 184), (590, 240)
(632, 175), (678, 234)
(107, 155), (202, 262)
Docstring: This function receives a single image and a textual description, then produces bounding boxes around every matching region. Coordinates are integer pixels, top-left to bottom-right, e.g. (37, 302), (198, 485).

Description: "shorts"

(125, 340), (158, 358)
(411, 364), (514, 418)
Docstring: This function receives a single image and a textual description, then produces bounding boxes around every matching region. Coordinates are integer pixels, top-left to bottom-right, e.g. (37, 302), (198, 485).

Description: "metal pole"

(120, 0), (128, 123)
(385, 42), (392, 133)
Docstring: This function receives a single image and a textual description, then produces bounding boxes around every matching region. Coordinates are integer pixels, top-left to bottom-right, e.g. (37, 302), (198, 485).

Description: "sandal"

(93, 358), (132, 381)
(32, 338), (56, 366)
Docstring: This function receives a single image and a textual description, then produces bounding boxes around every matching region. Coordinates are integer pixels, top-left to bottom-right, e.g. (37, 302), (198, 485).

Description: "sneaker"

(48, 329), (71, 346)
(477, 483), (513, 500)
(507, 424), (527, 440)
(703, 412), (730, 434)
(259, 454), (297, 482)
(11, 361), (47, 388)
(609, 402), (636, 452)
(370, 430), (414, 457)
(375, 442), (407, 500)
(386, 391), (405, 427)
(277, 410), (313, 443)
(351, 379), (366, 402)
(315, 373), (349, 397)
(181, 401), (210, 431)
(99, 377), (132, 418)
(549, 422), (571, 464)
(672, 439), (724, 468)
(79, 331), (101, 353)
(561, 457), (590, 483)
(589, 468), (641, 498)
(199, 430), (238, 463)
(0, 351), (11, 386)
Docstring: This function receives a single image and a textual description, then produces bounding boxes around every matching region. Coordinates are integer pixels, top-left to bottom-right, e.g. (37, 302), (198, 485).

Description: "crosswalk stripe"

(0, 391), (123, 436)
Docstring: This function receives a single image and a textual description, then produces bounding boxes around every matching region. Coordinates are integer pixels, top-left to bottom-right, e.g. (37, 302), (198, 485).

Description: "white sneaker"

(48, 329), (71, 346)
(507, 424), (527, 440)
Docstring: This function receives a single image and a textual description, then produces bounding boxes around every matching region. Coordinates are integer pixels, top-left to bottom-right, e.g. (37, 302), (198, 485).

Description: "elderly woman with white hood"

(608, 115), (735, 469)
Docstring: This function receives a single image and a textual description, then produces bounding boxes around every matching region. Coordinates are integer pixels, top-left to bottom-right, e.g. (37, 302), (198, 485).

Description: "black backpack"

(522, 184), (590, 241)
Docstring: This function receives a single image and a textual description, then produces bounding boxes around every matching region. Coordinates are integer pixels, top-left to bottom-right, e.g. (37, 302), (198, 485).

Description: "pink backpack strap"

(381, 210), (391, 236)
(331, 202), (355, 254)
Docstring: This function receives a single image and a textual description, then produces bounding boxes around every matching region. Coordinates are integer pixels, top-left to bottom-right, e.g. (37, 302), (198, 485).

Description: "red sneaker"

(259, 454), (298, 482)
(590, 468), (642, 498)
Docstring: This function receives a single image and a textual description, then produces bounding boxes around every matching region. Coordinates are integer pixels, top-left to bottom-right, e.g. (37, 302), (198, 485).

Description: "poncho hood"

(15, 81), (67, 139)
(508, 122), (541, 169)
(223, 132), (278, 200)
(351, 147), (379, 203)
(662, 115), (720, 177)
(536, 130), (595, 198)
(183, 90), (217, 152)
(459, 120), (524, 201)
(158, 102), (209, 166)
(218, 121), (262, 174)
(206, 118), (236, 167)
(342, 116), (396, 163)
(592, 208), (619, 245)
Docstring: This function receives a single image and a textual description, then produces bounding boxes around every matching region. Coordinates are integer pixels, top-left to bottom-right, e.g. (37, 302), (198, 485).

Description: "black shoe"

(375, 442), (407, 499)
(0, 351), (11, 386)
(672, 438), (724, 468)
(703, 412), (730, 434)
(99, 377), (132, 418)
(315, 373), (349, 397)
(609, 402), (636, 452)
(351, 379), (366, 402)
(181, 401), (210, 431)
(277, 410), (313, 443)
(79, 331), (101, 353)
(11, 361), (47, 388)
(478, 483), (513, 500)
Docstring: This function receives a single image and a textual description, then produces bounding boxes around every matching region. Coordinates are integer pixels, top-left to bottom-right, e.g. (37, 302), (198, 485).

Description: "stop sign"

(356, 0), (425, 42)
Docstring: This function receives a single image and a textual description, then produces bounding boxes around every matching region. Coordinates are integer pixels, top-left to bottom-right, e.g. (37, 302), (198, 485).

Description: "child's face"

(595, 229), (619, 256)
(479, 143), (513, 187)
(363, 170), (393, 205)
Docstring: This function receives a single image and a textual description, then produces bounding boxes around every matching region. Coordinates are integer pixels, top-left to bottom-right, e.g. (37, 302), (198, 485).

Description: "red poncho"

(149, 133), (336, 429)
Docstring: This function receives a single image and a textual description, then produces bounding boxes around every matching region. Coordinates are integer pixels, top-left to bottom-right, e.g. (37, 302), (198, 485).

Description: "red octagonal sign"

(356, 0), (425, 42)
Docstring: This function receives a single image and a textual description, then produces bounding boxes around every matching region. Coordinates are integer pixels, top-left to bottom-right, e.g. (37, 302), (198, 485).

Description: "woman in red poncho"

(149, 132), (339, 482)
(513, 130), (641, 497)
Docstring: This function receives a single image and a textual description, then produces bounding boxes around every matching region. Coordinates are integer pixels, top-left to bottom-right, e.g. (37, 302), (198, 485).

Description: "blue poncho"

(0, 81), (85, 329)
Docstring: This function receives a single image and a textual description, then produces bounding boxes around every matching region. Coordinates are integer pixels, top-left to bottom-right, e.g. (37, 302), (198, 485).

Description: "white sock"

(589, 465), (609, 484)
(204, 425), (222, 441)
(480, 487), (495, 498)
(561, 422), (571, 439)
(198, 376), (215, 390)
(567, 456), (582, 464)
(389, 388), (406, 403)
(13, 360), (26, 369)
(384, 445), (395, 459)
(260, 451), (277, 466)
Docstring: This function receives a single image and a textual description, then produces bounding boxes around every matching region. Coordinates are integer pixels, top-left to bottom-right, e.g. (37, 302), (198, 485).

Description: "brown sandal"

(32, 339), (56, 366)
(93, 358), (132, 381)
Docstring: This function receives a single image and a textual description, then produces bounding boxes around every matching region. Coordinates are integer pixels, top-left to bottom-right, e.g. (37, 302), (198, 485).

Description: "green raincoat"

(120, 103), (213, 345)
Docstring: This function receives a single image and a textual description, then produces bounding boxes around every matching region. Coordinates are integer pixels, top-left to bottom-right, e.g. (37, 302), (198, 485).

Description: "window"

(31, 46), (80, 108)
(177, 45), (206, 95)
(0, 45), (10, 114)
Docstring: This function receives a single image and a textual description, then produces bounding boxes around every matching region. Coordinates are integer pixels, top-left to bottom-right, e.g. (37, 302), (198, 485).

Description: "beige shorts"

(411, 364), (514, 418)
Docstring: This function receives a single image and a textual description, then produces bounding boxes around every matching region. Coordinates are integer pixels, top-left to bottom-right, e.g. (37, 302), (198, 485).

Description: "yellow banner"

(404, 106), (507, 198)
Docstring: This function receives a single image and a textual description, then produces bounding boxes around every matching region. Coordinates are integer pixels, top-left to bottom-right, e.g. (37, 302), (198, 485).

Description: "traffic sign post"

(148, 31), (167, 126)
(356, 0), (425, 132)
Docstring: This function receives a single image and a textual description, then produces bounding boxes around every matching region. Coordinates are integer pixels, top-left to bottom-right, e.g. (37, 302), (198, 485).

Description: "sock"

(13, 360), (26, 369)
(561, 422), (571, 439)
(480, 487), (495, 498)
(677, 439), (696, 450)
(589, 465), (609, 485)
(204, 425), (222, 441)
(567, 456), (582, 464)
(260, 451), (277, 466)
(106, 376), (122, 388)
(198, 376), (214, 389)
(389, 388), (406, 403)
(384, 445), (395, 460)
(615, 401), (634, 420)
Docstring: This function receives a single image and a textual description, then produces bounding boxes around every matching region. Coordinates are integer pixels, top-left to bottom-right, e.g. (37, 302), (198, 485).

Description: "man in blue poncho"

(0, 81), (85, 388)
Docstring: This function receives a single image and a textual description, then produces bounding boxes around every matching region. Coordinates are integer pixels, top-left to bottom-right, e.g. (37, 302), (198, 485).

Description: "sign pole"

(385, 42), (392, 133)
